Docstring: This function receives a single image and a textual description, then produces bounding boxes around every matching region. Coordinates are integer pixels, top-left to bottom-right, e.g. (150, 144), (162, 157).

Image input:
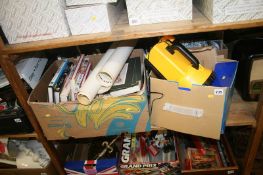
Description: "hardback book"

(48, 60), (69, 103)
(109, 57), (143, 97)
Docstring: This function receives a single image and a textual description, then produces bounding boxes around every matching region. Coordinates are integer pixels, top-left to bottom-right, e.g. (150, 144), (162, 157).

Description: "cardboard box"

(0, 0), (70, 44)
(66, 0), (117, 6)
(65, 0), (124, 35)
(28, 49), (150, 140)
(150, 48), (238, 139)
(194, 0), (263, 24)
(125, 0), (192, 26)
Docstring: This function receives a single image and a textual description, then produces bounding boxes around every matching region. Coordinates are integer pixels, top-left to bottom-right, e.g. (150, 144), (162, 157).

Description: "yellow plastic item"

(147, 37), (214, 88)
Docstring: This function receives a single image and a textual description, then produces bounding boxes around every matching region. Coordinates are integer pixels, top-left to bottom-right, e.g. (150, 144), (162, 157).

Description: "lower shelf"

(58, 133), (238, 175)
(0, 132), (38, 139)
(0, 162), (57, 175)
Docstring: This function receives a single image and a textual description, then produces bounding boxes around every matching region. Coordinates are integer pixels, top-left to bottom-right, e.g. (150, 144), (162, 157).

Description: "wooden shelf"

(2, 7), (263, 55)
(226, 91), (257, 127)
(0, 132), (38, 139)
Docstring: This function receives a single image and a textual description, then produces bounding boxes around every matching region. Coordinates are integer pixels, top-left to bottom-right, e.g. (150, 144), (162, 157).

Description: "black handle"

(166, 41), (199, 69)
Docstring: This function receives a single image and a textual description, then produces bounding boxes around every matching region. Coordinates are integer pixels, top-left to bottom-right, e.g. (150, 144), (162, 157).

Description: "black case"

(0, 108), (34, 135)
(231, 38), (263, 101)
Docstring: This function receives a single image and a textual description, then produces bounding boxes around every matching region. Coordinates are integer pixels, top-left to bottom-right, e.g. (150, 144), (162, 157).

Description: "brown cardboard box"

(28, 49), (150, 140)
(150, 48), (238, 139)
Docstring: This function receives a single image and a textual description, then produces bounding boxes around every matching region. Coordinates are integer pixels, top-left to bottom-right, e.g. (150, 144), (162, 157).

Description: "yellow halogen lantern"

(146, 37), (215, 88)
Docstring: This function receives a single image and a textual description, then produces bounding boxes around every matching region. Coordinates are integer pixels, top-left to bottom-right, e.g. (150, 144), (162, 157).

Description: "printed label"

(227, 170), (235, 174)
(163, 103), (203, 118)
(14, 118), (22, 123)
(214, 89), (224, 96)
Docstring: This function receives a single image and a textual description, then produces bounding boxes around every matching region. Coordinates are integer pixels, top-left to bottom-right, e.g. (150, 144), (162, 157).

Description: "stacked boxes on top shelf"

(65, 0), (124, 35)
(125, 0), (192, 26)
(0, 0), (70, 44)
(194, 0), (263, 24)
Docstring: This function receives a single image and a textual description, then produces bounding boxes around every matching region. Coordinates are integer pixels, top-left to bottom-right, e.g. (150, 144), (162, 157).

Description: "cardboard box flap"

(212, 61), (238, 88)
(29, 61), (60, 103)
(192, 47), (218, 70)
(151, 78), (226, 139)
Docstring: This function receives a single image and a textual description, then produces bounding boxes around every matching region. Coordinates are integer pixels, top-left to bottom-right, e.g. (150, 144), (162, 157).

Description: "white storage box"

(65, 0), (124, 35)
(125, 0), (192, 26)
(194, 0), (263, 24)
(0, 0), (70, 44)
(66, 0), (117, 6)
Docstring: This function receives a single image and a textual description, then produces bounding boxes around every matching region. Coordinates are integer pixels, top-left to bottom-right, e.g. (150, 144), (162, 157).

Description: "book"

(109, 57), (143, 97)
(176, 133), (223, 170)
(53, 62), (73, 104)
(70, 56), (91, 101)
(60, 62), (77, 102)
(48, 60), (69, 103)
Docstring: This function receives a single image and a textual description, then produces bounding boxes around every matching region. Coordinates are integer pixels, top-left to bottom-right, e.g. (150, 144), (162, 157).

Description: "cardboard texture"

(66, 0), (117, 6)
(194, 0), (263, 24)
(65, 0), (124, 35)
(150, 48), (238, 139)
(0, 0), (70, 44)
(28, 49), (150, 140)
(125, 0), (192, 26)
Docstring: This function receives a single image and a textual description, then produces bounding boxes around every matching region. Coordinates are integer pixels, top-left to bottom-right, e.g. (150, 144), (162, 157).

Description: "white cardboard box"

(66, 0), (117, 6)
(0, 0), (70, 44)
(65, 0), (124, 35)
(125, 0), (192, 26)
(194, 0), (263, 24)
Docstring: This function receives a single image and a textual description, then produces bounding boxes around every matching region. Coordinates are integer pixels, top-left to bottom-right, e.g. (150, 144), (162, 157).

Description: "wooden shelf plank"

(2, 8), (263, 55)
(226, 91), (257, 127)
(0, 132), (38, 139)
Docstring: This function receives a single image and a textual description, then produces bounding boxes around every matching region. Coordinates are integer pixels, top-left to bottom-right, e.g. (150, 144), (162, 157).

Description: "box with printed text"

(28, 49), (150, 140)
(125, 0), (192, 26)
(0, 0), (70, 44)
(65, 0), (124, 35)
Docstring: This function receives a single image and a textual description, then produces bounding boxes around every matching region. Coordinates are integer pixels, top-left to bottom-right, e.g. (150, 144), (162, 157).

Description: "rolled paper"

(77, 47), (115, 105)
(98, 85), (111, 94)
(96, 40), (137, 87)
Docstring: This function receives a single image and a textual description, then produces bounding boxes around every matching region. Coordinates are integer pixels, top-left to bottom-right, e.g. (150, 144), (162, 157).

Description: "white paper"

(77, 48), (115, 105)
(97, 40), (136, 87)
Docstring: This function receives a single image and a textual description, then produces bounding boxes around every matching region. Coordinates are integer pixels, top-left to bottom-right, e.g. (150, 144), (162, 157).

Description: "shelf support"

(242, 90), (263, 175)
(0, 54), (65, 175)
